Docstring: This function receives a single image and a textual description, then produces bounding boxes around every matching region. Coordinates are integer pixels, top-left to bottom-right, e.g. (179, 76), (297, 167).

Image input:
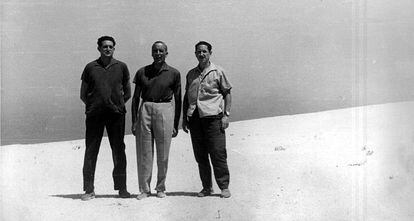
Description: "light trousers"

(136, 101), (174, 193)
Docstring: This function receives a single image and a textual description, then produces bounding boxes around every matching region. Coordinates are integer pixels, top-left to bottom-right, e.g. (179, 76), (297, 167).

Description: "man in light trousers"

(131, 41), (181, 200)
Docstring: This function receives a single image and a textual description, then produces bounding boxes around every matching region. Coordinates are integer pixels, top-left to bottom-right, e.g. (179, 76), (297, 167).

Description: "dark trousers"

(83, 113), (127, 193)
(188, 109), (230, 190)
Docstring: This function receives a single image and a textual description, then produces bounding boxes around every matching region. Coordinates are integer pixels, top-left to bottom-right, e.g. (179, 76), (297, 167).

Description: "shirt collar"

(94, 57), (119, 67)
(197, 62), (217, 75)
(151, 62), (170, 72)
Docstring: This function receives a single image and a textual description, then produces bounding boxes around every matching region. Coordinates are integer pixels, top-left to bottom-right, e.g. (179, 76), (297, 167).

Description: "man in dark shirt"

(131, 41), (181, 200)
(80, 36), (131, 201)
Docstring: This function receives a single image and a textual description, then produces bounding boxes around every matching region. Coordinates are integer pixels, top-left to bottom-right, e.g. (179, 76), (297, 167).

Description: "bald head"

(151, 41), (168, 65)
(152, 41), (168, 52)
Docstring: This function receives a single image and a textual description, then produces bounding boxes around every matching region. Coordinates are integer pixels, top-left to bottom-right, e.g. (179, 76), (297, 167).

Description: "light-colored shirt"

(185, 62), (232, 118)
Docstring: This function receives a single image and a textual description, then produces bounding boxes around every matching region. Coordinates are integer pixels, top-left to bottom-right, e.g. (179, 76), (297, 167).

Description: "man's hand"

(221, 115), (229, 131)
(172, 128), (178, 137)
(131, 122), (138, 136)
(182, 118), (189, 133)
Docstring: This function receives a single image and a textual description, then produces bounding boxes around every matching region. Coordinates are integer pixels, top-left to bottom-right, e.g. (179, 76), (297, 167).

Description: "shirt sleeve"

(122, 63), (130, 86)
(174, 71), (181, 92)
(218, 68), (232, 94)
(185, 69), (194, 91)
(81, 66), (89, 83)
(133, 68), (143, 85)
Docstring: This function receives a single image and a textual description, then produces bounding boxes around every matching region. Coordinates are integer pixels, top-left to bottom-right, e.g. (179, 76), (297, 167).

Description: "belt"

(142, 98), (172, 103)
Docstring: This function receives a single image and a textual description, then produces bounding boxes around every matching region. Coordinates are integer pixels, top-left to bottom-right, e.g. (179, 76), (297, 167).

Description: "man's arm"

(221, 91), (232, 130)
(123, 82), (131, 102)
(80, 81), (88, 105)
(172, 75), (182, 137)
(182, 90), (189, 133)
(223, 91), (232, 115)
(123, 65), (132, 102)
(131, 83), (141, 135)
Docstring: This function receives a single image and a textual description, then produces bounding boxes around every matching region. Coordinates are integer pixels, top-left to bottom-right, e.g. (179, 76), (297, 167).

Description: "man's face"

(195, 44), (211, 64)
(98, 40), (115, 58)
(152, 43), (168, 64)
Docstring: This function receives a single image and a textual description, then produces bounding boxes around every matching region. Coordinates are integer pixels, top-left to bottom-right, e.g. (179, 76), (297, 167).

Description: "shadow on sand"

(165, 191), (221, 197)
(50, 194), (118, 200)
(51, 191), (221, 200)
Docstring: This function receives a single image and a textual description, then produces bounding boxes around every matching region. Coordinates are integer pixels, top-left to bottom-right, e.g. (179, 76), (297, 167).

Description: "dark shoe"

(157, 191), (167, 198)
(197, 188), (213, 197)
(81, 191), (95, 201)
(136, 192), (150, 200)
(118, 189), (131, 198)
(220, 189), (231, 198)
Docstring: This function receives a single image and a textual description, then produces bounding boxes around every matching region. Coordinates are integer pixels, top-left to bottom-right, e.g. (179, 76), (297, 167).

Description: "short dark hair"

(195, 41), (212, 52)
(152, 41), (168, 51)
(97, 36), (116, 47)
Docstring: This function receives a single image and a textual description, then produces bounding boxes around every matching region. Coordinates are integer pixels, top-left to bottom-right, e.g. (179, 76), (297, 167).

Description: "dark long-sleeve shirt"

(81, 58), (131, 116)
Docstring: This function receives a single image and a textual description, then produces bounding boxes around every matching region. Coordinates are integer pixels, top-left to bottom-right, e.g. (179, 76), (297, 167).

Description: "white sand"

(1, 101), (414, 221)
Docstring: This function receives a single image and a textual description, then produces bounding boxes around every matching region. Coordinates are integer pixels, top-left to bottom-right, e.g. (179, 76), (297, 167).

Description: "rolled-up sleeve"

(218, 68), (232, 95)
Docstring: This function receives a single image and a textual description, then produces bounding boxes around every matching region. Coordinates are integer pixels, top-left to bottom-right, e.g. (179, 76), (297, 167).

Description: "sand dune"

(1, 101), (414, 221)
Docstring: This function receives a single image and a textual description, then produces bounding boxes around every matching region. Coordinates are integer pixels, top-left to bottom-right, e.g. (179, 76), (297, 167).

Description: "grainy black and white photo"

(1, 0), (414, 220)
